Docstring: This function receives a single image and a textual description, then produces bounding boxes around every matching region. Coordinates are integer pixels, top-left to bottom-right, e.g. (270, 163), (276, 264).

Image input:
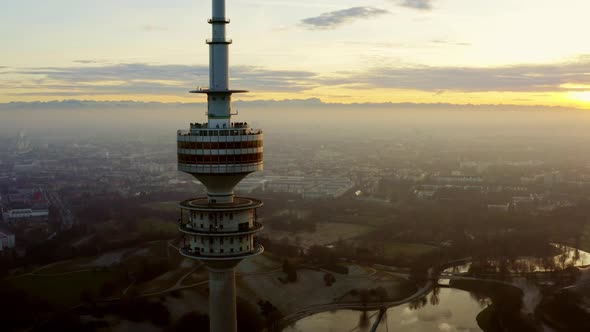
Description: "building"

(0, 228), (15, 252)
(487, 203), (511, 213)
(414, 187), (437, 200)
(433, 175), (484, 184)
(2, 208), (49, 222)
(512, 195), (536, 211)
(302, 177), (354, 199)
(16, 130), (32, 155)
(264, 176), (306, 195)
(235, 177), (268, 193)
(544, 171), (564, 188)
(1, 188), (49, 223)
(175, 2), (264, 331)
(263, 176), (354, 199)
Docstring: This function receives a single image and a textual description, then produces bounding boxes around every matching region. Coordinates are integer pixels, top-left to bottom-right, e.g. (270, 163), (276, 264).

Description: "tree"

(99, 281), (116, 297)
(257, 299), (282, 330)
(282, 259), (298, 283)
(237, 298), (265, 332)
(169, 312), (208, 332)
(375, 286), (387, 303)
(323, 273), (336, 286)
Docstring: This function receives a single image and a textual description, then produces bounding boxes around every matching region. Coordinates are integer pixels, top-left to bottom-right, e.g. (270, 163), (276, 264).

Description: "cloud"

(3, 56), (590, 98)
(399, 0), (434, 10)
(300, 7), (389, 30)
(321, 56), (590, 92)
(73, 59), (107, 64)
(2, 63), (318, 96)
(438, 323), (455, 332)
(141, 24), (168, 31)
(431, 39), (471, 47)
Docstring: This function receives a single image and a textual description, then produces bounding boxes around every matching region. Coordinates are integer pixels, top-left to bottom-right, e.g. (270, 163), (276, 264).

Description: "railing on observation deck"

(179, 221), (263, 236)
(179, 243), (264, 260)
(178, 128), (263, 136)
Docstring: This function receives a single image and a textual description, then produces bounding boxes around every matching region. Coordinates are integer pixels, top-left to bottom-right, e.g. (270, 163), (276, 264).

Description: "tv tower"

(176, 0), (264, 331)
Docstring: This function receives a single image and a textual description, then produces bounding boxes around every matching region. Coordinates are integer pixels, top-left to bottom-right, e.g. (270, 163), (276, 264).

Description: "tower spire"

(191, 0), (248, 131)
(209, 0), (230, 91)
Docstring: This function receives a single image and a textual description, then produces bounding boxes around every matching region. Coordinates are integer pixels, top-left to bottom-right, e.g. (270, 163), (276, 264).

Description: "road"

(47, 190), (76, 230)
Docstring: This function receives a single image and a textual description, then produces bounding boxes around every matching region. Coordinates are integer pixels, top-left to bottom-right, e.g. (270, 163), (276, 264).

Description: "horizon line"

(0, 98), (588, 112)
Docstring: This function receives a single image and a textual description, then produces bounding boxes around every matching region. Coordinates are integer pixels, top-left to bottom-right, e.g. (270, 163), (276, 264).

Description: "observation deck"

(177, 124), (263, 136)
(179, 197), (263, 212)
(179, 243), (264, 261)
(179, 221), (263, 236)
(189, 88), (249, 94)
(208, 17), (230, 23)
(177, 124), (263, 175)
(206, 38), (233, 44)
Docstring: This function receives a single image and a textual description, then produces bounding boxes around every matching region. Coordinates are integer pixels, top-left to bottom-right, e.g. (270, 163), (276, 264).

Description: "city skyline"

(2, 0), (590, 108)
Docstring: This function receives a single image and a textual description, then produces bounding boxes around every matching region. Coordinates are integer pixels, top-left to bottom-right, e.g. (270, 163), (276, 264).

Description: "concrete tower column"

(208, 267), (237, 332)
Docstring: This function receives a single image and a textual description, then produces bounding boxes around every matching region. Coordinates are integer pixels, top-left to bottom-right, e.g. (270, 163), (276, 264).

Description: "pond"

(283, 288), (488, 332)
(284, 244), (590, 331)
(444, 244), (590, 275)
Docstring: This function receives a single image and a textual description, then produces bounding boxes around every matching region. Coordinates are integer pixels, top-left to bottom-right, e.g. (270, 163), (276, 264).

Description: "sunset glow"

(570, 91), (590, 104)
(1, 0), (590, 109)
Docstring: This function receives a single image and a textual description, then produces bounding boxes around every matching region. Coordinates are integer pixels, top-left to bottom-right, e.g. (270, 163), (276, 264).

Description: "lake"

(283, 288), (488, 332)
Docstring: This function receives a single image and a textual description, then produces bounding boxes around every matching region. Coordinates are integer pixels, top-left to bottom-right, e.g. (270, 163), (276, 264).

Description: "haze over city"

(2, 1), (590, 332)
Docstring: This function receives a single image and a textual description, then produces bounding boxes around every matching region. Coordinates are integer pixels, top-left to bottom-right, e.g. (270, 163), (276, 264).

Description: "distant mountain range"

(0, 98), (580, 112)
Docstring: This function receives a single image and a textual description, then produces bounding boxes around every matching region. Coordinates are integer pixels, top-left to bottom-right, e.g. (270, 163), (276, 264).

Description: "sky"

(1, 0), (590, 108)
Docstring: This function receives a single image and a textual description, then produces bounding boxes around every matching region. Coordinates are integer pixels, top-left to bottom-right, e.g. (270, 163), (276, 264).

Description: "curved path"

(278, 258), (474, 330)
(4, 265), (103, 281)
(278, 268), (435, 330)
(107, 266), (283, 300)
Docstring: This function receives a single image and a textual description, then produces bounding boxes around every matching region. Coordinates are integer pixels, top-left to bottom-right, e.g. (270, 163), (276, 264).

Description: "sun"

(569, 91), (590, 104)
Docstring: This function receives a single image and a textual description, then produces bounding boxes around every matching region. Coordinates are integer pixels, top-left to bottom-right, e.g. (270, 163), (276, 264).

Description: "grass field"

(138, 217), (177, 236)
(264, 222), (373, 249)
(143, 201), (179, 213)
(382, 242), (439, 258)
(327, 215), (390, 227)
(7, 271), (113, 307)
(34, 240), (171, 275)
(135, 268), (188, 293)
(34, 256), (103, 274)
(180, 269), (209, 286)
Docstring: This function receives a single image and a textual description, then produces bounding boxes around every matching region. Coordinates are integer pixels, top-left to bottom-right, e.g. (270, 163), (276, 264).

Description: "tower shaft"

(209, 268), (237, 332)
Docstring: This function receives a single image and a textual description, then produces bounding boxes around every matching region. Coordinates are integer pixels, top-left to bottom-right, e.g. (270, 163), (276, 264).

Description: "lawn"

(34, 256), (100, 274)
(36, 241), (170, 275)
(264, 222), (373, 248)
(143, 201), (179, 213)
(382, 242), (439, 259)
(138, 217), (178, 237)
(7, 271), (114, 307)
(135, 269), (186, 293)
(329, 214), (390, 227)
